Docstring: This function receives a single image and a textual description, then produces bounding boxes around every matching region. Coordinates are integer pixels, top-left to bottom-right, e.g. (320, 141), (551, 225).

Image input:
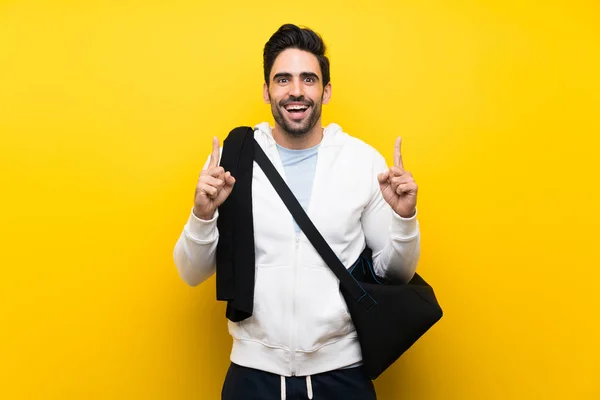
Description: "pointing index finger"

(209, 136), (220, 168)
(394, 137), (404, 169)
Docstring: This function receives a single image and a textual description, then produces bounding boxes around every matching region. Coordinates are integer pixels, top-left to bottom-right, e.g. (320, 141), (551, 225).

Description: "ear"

(263, 83), (270, 104)
(322, 82), (332, 105)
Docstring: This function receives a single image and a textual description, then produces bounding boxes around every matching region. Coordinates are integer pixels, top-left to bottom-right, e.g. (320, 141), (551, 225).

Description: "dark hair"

(263, 24), (330, 87)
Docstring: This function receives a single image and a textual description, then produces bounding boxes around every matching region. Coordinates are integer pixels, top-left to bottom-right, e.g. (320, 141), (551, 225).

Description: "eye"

(277, 78), (289, 84)
(304, 77), (315, 83)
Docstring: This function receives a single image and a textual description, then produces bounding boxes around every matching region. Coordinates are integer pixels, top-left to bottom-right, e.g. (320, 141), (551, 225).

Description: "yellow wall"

(1, 0), (599, 398)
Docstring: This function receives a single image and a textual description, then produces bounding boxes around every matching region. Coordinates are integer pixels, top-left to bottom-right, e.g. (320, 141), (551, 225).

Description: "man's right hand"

(193, 137), (236, 220)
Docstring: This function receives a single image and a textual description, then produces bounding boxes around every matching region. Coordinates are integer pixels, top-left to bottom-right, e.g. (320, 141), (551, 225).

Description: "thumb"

(224, 171), (236, 186)
(377, 171), (389, 184)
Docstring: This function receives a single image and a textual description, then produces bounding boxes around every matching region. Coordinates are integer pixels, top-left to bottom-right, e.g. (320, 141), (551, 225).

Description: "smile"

(283, 104), (310, 120)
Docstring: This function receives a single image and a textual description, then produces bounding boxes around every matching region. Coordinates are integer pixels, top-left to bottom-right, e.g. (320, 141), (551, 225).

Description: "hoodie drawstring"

(280, 375), (313, 399)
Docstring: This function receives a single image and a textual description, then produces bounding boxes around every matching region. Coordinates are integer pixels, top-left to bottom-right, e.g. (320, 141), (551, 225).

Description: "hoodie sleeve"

(360, 151), (420, 283)
(172, 154), (219, 286)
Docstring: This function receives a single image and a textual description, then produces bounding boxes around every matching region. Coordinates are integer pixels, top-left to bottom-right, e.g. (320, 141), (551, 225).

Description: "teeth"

(285, 105), (308, 111)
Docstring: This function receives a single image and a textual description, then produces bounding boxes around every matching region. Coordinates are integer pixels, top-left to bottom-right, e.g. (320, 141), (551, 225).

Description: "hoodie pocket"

(233, 265), (294, 349)
(295, 266), (354, 352)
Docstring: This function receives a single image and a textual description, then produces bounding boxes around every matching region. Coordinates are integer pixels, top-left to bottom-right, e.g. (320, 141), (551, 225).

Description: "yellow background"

(1, 0), (599, 398)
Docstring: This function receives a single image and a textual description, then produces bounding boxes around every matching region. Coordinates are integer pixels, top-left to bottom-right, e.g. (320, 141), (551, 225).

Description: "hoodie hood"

(253, 122), (346, 149)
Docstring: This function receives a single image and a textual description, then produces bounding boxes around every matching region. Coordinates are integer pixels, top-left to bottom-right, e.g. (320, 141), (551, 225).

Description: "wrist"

(397, 208), (416, 219)
(193, 207), (214, 221)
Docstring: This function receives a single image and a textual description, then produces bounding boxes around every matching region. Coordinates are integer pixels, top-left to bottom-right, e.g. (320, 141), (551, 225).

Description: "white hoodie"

(173, 122), (420, 377)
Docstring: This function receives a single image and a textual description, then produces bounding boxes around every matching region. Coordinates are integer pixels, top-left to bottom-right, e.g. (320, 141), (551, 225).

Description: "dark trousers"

(222, 363), (377, 400)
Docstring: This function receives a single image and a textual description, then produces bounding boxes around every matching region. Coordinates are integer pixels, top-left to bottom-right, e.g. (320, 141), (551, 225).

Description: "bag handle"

(253, 139), (377, 312)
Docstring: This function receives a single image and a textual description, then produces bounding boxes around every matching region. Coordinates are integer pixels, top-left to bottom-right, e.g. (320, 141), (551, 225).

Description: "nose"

(288, 78), (303, 98)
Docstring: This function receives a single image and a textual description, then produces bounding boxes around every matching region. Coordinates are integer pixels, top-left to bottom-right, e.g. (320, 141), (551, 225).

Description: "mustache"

(280, 96), (314, 107)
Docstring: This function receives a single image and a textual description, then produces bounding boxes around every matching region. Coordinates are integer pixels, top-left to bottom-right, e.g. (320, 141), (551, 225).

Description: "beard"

(270, 95), (322, 137)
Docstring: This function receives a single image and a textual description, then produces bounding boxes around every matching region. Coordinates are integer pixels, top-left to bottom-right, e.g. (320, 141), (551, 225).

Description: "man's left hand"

(377, 137), (418, 218)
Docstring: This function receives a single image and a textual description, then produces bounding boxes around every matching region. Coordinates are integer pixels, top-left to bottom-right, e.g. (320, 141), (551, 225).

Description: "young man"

(173, 24), (420, 400)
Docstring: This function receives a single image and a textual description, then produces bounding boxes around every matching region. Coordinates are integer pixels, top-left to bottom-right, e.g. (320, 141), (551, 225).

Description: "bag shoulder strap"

(253, 138), (377, 312)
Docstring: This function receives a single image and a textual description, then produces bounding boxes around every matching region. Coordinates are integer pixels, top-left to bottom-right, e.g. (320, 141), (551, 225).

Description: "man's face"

(264, 48), (331, 137)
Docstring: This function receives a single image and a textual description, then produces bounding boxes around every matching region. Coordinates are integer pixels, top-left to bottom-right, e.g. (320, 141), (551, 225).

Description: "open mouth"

(283, 103), (310, 120)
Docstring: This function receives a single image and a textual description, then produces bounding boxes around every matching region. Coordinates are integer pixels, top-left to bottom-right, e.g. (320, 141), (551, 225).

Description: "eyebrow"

(272, 72), (320, 81)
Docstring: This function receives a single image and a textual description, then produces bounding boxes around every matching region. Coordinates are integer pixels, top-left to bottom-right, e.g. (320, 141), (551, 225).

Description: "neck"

(272, 122), (324, 150)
